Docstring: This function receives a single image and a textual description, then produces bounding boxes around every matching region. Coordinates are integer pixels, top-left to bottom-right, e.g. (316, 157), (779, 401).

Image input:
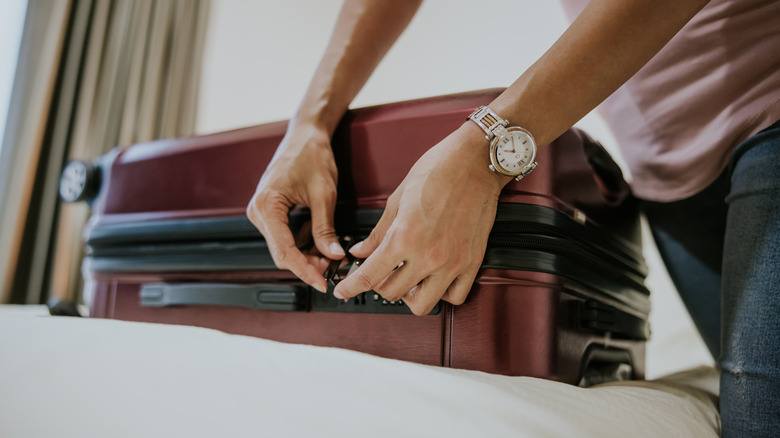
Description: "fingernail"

(329, 242), (345, 257)
(348, 241), (364, 254)
(333, 290), (344, 300)
(313, 282), (327, 293)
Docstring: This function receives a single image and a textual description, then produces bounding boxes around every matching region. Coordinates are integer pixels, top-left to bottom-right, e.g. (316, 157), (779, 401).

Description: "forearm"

(488, 0), (710, 148)
(293, 0), (423, 135)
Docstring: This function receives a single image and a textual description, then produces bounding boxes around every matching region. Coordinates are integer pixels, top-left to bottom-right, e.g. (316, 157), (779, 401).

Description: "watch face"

(491, 127), (536, 176)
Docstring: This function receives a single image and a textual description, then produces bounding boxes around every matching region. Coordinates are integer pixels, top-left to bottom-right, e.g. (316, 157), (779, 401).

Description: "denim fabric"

(643, 119), (780, 437)
(642, 171), (728, 358)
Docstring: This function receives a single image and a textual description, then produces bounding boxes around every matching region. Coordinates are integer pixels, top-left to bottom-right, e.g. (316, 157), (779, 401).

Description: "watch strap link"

(516, 162), (538, 181)
(468, 106), (507, 140)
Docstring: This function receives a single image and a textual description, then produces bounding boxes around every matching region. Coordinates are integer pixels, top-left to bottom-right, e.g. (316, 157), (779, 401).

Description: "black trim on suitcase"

(86, 204), (646, 275)
(137, 281), (443, 315)
(83, 203), (650, 314)
(140, 283), (308, 311)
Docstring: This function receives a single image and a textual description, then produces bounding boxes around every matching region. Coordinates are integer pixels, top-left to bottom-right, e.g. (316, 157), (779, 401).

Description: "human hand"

(333, 123), (510, 315)
(246, 122), (345, 293)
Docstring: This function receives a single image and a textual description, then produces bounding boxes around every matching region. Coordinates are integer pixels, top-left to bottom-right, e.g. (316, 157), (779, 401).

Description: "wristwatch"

(467, 106), (538, 181)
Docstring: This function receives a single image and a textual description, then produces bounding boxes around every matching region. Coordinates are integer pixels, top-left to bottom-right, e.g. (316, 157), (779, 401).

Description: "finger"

(348, 202), (397, 258)
(260, 206), (329, 293)
(439, 266), (479, 306)
(373, 261), (426, 302)
(304, 254), (333, 274)
(403, 273), (451, 316)
(333, 244), (403, 300)
(309, 184), (344, 260)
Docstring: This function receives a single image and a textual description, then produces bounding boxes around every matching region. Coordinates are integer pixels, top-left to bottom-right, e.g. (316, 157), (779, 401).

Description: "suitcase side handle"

(140, 283), (308, 311)
(578, 129), (631, 205)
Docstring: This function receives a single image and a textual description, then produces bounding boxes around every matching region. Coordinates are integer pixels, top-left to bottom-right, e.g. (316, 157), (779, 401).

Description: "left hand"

(333, 122), (511, 315)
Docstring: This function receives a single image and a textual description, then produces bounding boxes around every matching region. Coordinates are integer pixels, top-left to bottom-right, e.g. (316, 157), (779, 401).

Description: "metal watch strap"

(468, 106), (508, 140)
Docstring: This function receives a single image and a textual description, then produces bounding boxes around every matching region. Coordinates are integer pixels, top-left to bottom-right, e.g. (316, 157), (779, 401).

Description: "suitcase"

(67, 89), (650, 386)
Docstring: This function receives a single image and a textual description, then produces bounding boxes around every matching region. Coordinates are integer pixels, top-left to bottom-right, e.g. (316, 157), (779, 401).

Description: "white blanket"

(0, 308), (720, 437)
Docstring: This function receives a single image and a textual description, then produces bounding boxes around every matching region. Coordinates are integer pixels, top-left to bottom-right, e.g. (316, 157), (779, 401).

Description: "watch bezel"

(488, 126), (537, 177)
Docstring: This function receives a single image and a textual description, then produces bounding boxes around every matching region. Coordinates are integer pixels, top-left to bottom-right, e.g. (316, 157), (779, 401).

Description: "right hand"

(246, 122), (344, 293)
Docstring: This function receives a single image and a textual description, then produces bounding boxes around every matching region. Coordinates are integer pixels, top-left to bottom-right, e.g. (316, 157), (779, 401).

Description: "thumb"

(310, 189), (344, 260)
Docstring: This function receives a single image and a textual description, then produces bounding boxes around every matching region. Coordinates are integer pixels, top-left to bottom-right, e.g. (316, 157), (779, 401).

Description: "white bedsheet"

(0, 308), (720, 437)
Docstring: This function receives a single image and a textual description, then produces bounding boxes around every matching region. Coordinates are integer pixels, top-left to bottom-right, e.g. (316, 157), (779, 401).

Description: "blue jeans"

(643, 120), (780, 437)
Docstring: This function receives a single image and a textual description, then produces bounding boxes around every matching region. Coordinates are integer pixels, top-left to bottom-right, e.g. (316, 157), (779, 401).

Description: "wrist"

(292, 87), (352, 136)
(289, 109), (337, 137)
(272, 118), (336, 168)
(456, 122), (515, 192)
(465, 104), (542, 186)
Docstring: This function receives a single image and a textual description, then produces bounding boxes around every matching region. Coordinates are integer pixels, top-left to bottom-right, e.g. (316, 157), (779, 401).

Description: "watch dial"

(494, 130), (534, 174)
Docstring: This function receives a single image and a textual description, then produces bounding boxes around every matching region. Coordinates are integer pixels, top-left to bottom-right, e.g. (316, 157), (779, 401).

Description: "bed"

(0, 305), (719, 437)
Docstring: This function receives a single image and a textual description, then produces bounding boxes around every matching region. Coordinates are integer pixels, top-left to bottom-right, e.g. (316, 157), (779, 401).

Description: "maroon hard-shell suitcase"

(71, 89), (650, 386)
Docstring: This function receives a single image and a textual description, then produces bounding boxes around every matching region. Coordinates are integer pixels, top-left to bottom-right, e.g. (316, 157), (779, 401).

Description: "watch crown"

(489, 164), (496, 172)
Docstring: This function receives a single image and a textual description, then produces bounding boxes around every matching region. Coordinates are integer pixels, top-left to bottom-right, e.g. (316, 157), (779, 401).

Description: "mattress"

(0, 306), (719, 437)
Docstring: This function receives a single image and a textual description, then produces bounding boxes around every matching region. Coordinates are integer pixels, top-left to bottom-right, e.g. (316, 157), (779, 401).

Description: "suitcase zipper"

(487, 230), (643, 278)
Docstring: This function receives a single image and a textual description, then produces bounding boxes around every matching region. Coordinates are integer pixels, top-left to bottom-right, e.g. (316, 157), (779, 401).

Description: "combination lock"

(315, 236), (439, 315)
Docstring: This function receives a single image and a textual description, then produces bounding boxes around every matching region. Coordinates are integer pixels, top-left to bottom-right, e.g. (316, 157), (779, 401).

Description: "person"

(245, 0), (780, 435)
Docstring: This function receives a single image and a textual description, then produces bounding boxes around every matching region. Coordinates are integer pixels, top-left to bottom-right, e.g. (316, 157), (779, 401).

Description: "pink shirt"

(560, 0), (780, 201)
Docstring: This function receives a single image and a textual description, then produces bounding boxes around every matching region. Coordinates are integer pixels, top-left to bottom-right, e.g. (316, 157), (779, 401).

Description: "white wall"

(197, 0), (713, 378)
(197, 1), (578, 134)
(0, 0), (28, 155)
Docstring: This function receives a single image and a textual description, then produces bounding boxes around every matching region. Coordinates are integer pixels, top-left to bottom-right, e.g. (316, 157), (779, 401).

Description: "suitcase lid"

(85, 89), (643, 260)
